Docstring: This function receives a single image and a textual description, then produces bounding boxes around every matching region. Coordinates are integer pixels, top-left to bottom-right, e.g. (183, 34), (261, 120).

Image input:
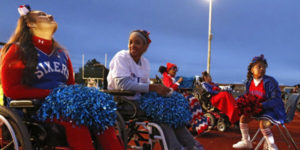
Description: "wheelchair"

(104, 90), (168, 150)
(153, 75), (229, 133)
(0, 97), (126, 150)
(191, 80), (232, 132)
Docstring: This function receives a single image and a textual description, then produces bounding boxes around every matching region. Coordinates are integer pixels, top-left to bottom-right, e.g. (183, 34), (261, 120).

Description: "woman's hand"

(149, 84), (171, 96)
(177, 77), (183, 83)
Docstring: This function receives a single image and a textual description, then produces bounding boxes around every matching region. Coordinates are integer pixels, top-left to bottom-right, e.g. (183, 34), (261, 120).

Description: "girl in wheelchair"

(233, 55), (286, 150)
(159, 63), (209, 135)
(1, 5), (123, 150)
(201, 71), (240, 125)
(107, 30), (204, 150)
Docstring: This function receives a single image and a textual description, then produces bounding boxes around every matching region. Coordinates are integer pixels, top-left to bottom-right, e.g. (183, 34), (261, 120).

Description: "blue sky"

(1, 0), (299, 85)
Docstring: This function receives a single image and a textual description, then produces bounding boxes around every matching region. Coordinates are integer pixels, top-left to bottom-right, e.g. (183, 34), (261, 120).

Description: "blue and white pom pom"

(37, 85), (117, 132)
(140, 92), (191, 128)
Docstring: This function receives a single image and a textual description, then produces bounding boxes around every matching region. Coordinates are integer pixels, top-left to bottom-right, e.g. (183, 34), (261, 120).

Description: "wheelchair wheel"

(217, 119), (226, 132)
(204, 113), (215, 130)
(0, 106), (32, 150)
(115, 111), (127, 150)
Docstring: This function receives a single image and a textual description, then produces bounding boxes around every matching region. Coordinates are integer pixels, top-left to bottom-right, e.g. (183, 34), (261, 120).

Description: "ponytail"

(158, 66), (167, 74)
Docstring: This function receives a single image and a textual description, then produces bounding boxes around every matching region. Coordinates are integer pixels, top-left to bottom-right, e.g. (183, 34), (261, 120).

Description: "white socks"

(240, 123), (250, 141)
(261, 128), (275, 146)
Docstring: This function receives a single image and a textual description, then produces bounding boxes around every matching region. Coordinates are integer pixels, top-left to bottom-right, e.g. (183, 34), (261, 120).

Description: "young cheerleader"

(232, 55), (286, 150)
(1, 5), (123, 150)
(159, 63), (209, 134)
(201, 71), (240, 124)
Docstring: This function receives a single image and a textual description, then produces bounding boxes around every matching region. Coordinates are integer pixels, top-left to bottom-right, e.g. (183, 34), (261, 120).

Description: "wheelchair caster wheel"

(217, 120), (226, 132)
(204, 113), (215, 130)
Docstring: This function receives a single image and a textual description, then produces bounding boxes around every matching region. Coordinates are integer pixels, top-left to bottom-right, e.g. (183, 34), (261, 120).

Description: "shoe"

(232, 140), (253, 149)
(263, 140), (279, 150)
(267, 144), (278, 150)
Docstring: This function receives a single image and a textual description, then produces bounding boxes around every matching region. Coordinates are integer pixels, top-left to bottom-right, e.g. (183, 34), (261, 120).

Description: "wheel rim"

(204, 113), (215, 129)
(217, 122), (226, 132)
(0, 115), (19, 150)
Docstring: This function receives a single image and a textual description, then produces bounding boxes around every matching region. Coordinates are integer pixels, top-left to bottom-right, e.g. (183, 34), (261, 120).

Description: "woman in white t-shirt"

(107, 30), (203, 150)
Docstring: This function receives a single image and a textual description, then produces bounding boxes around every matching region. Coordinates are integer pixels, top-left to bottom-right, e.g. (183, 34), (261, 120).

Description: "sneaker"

(232, 140), (253, 149)
(268, 144), (279, 150)
(263, 140), (279, 150)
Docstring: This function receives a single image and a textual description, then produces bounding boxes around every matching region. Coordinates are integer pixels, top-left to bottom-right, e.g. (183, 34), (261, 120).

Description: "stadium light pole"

(207, 0), (213, 74)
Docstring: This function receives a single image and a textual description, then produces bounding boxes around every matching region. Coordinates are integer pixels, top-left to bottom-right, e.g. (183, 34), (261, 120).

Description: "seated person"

(233, 55), (286, 150)
(159, 63), (183, 91)
(159, 63), (209, 134)
(201, 71), (240, 124)
(107, 30), (204, 150)
(1, 5), (123, 150)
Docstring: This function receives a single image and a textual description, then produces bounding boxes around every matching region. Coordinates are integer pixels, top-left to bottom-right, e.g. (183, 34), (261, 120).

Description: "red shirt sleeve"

(1, 44), (50, 99)
(162, 72), (179, 91)
(66, 55), (75, 85)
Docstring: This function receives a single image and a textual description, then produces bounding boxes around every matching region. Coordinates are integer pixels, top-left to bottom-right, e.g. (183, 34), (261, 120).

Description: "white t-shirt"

(107, 50), (150, 100)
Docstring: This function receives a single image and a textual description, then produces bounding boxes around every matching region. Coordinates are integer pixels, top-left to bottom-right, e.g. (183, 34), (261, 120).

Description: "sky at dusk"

(1, 0), (299, 85)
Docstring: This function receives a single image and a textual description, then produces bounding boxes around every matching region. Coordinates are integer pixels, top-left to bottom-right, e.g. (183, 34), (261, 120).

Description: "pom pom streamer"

(140, 92), (192, 128)
(236, 93), (264, 117)
(37, 85), (117, 132)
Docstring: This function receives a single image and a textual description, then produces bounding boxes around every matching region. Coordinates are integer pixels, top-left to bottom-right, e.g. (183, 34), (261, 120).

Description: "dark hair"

(158, 66), (167, 74)
(1, 12), (38, 86)
(246, 59), (268, 81)
(202, 71), (209, 77)
(201, 71), (210, 82)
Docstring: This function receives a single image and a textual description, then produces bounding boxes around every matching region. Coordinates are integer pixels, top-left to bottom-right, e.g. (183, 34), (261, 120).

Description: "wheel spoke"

(1, 141), (14, 150)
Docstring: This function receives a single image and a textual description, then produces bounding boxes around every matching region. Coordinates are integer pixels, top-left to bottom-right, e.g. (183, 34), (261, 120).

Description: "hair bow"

(18, 4), (31, 16)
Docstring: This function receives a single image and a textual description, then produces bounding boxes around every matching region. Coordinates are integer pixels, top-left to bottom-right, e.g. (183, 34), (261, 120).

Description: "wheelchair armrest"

(101, 89), (135, 96)
(9, 99), (42, 108)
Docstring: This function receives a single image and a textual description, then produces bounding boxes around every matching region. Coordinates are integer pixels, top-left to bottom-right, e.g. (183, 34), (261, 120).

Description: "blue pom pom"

(37, 85), (117, 132)
(140, 92), (191, 128)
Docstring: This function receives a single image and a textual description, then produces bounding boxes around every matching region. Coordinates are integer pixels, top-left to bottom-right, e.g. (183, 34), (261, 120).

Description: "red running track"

(150, 111), (300, 150)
